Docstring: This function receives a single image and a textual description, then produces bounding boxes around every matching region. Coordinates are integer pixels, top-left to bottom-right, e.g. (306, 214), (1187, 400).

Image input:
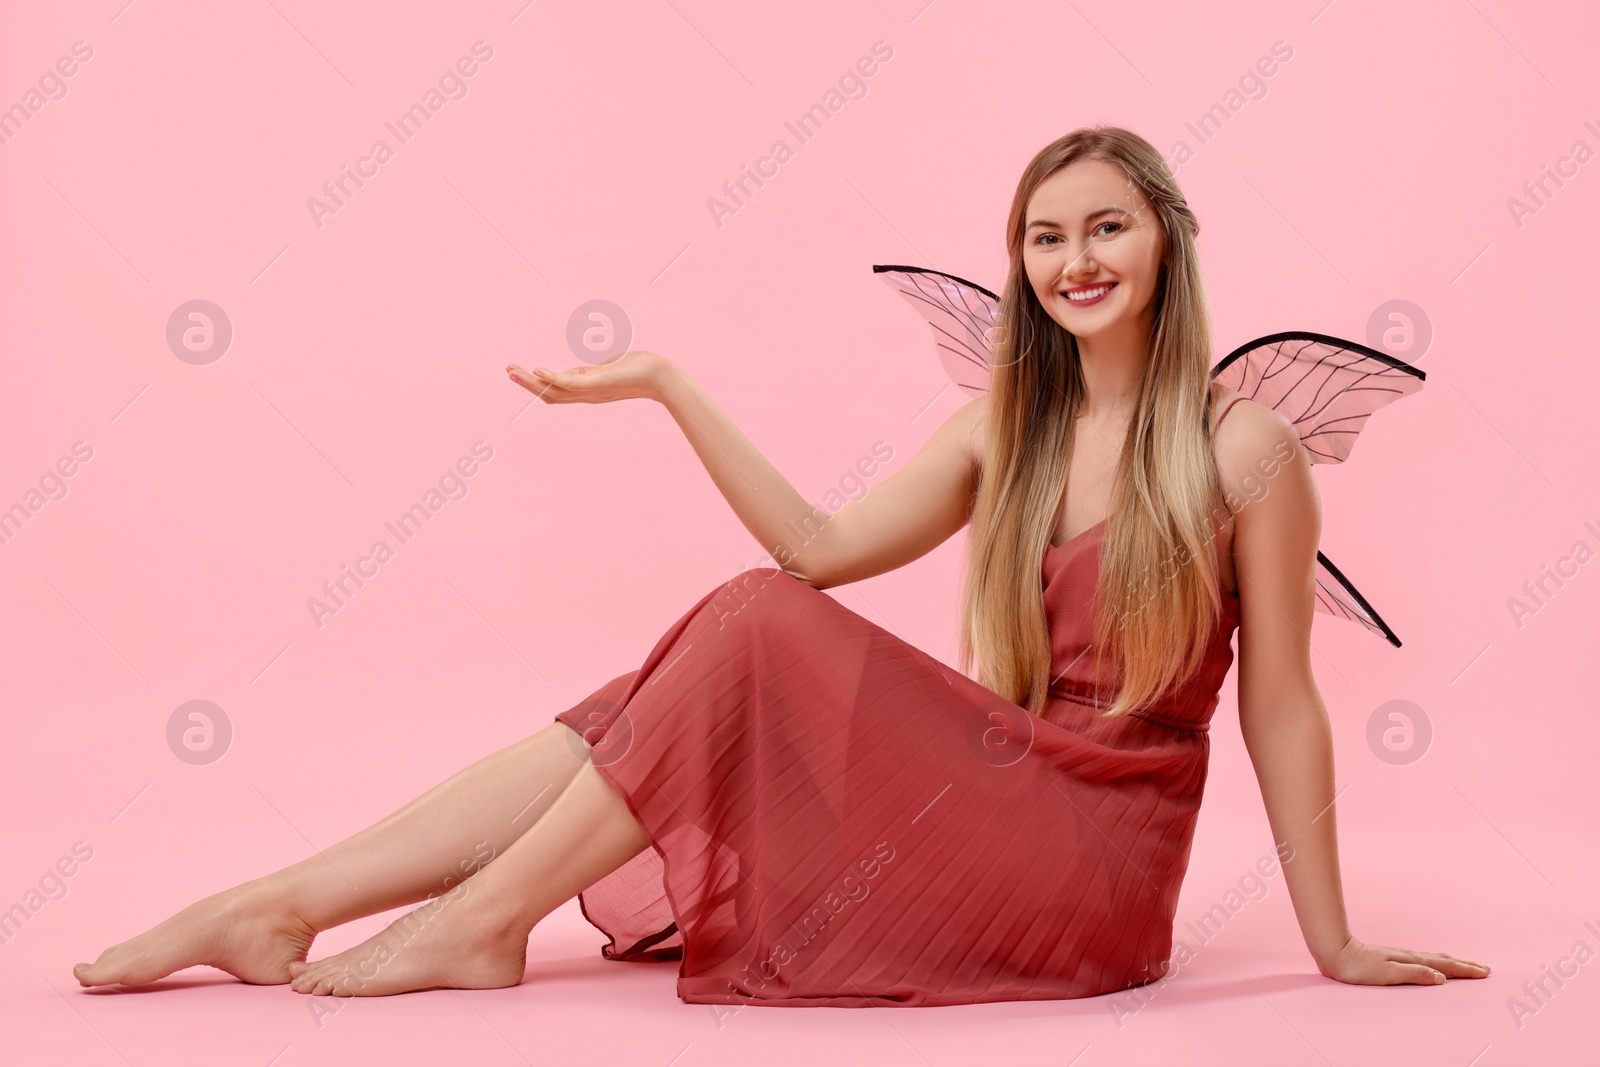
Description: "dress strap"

(1214, 395), (1245, 429)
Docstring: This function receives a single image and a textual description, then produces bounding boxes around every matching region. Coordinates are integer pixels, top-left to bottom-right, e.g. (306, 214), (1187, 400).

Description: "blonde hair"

(958, 126), (1230, 720)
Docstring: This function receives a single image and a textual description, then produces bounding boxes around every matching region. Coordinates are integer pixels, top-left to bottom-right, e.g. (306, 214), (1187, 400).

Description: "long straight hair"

(957, 127), (1230, 720)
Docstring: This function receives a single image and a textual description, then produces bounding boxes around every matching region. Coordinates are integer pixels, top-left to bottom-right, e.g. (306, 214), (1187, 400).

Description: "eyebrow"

(1025, 206), (1129, 231)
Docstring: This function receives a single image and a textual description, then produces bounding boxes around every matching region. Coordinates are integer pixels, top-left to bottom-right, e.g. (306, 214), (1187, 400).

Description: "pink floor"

(5, 677), (1595, 1065)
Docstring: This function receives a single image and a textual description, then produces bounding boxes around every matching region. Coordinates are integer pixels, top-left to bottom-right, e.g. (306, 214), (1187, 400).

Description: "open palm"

(506, 350), (670, 405)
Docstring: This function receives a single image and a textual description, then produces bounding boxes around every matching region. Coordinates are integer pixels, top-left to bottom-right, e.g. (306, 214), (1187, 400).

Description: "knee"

(723, 565), (793, 599)
(707, 566), (810, 629)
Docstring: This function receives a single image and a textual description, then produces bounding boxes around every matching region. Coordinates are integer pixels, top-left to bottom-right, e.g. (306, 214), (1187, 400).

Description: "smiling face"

(1022, 157), (1168, 344)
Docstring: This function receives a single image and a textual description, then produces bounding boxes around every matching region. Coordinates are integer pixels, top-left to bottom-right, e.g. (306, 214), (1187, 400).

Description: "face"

(1022, 158), (1168, 342)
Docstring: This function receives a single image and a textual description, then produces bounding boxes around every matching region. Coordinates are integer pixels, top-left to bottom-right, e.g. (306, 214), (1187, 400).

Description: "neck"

(1072, 293), (1156, 417)
(1074, 324), (1149, 422)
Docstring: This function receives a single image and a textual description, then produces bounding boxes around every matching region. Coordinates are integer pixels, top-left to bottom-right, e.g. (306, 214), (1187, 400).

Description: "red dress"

(554, 505), (1241, 1009)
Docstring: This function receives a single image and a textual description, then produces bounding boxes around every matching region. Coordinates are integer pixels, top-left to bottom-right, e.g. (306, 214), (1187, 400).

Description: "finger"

(514, 377), (561, 401)
(549, 364), (612, 385)
(1393, 945), (1479, 973)
(531, 377), (592, 404)
(506, 363), (559, 379)
(526, 381), (571, 403)
(506, 365), (548, 391)
(507, 365), (571, 398)
(1391, 962), (1447, 985)
(1424, 953), (1490, 978)
(534, 368), (615, 400)
(532, 367), (580, 387)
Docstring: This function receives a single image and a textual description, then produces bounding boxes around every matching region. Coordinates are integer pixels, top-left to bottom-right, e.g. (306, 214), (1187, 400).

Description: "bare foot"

(73, 882), (317, 988)
(287, 887), (526, 997)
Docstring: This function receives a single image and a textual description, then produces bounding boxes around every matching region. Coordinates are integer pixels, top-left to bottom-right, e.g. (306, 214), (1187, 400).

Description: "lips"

(1061, 282), (1116, 305)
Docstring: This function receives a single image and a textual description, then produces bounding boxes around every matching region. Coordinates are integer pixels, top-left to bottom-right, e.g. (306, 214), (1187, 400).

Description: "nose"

(1058, 240), (1098, 285)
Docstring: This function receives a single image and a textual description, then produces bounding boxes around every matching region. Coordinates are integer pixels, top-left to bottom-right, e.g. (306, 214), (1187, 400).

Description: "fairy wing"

(1312, 551), (1403, 646)
(1210, 331), (1426, 465)
(873, 264), (1000, 397)
(1213, 332), (1425, 648)
(874, 265), (1422, 647)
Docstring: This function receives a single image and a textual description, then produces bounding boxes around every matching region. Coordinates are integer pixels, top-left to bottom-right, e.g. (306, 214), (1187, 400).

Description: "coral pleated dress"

(553, 513), (1241, 1008)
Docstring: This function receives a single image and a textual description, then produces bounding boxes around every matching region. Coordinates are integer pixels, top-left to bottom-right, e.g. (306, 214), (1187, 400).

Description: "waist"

(1046, 686), (1210, 734)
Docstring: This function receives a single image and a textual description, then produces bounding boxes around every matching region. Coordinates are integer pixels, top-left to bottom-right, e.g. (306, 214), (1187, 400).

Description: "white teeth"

(1065, 284), (1113, 302)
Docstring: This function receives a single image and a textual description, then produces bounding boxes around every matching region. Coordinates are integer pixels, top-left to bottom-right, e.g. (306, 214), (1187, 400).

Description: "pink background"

(3, 0), (1597, 1063)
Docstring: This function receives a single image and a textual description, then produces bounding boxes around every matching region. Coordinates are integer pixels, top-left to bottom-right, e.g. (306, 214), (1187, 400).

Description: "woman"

(74, 127), (1488, 1005)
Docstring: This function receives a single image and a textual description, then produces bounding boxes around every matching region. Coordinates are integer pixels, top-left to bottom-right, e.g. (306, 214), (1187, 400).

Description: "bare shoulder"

(1211, 388), (1321, 575)
(1210, 387), (1303, 507)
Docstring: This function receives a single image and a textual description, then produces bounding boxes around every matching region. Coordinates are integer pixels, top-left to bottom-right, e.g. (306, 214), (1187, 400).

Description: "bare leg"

(74, 722), (595, 988)
(290, 754), (651, 996)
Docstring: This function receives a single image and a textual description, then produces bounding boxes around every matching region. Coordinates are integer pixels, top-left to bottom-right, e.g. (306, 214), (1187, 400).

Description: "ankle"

(434, 882), (533, 944)
(231, 873), (323, 932)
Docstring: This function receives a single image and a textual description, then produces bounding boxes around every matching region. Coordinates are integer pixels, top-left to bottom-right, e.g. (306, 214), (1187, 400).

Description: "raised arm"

(508, 352), (984, 590)
(1220, 400), (1488, 988)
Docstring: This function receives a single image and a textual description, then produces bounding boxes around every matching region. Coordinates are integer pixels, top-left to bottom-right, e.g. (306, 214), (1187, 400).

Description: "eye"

(1032, 232), (1061, 247)
(1094, 221), (1124, 237)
